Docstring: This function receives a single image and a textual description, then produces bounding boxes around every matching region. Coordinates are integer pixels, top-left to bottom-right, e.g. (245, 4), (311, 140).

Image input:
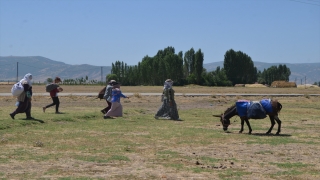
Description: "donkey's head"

(213, 113), (230, 131)
(213, 105), (236, 131)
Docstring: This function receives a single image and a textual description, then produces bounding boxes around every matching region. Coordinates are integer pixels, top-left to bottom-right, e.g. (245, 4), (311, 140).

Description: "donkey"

(213, 99), (282, 134)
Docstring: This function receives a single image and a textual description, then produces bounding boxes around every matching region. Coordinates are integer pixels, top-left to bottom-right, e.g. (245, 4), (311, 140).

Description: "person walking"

(155, 79), (180, 120)
(43, 77), (63, 114)
(104, 82), (129, 119)
(100, 80), (116, 114)
(10, 73), (34, 119)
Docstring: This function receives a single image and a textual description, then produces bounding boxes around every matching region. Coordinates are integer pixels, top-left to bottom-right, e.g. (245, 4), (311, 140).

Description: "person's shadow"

(22, 118), (45, 123)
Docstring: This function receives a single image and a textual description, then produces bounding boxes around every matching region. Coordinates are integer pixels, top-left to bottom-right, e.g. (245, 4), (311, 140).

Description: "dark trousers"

(45, 96), (60, 112)
(12, 99), (32, 117)
(102, 100), (112, 113)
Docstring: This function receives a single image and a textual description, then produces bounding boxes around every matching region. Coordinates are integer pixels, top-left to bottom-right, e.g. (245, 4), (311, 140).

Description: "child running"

(43, 77), (63, 114)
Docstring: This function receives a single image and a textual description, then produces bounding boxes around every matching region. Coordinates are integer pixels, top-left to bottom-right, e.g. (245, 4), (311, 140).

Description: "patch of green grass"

(108, 155), (130, 162)
(255, 150), (273, 155)
(157, 150), (179, 156)
(199, 156), (220, 164)
(18, 120), (39, 126)
(73, 154), (130, 163)
(270, 162), (313, 169)
(246, 136), (301, 145)
(218, 169), (252, 179)
(73, 155), (109, 163)
(0, 123), (11, 130)
(7, 148), (51, 162)
(0, 157), (9, 163)
(309, 169), (320, 175)
(166, 163), (184, 170)
(45, 168), (64, 175)
(75, 113), (99, 120)
(52, 116), (75, 122)
(58, 177), (102, 180)
(270, 170), (303, 178)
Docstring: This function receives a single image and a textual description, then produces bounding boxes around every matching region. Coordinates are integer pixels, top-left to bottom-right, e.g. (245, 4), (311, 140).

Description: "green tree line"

(108, 47), (291, 86)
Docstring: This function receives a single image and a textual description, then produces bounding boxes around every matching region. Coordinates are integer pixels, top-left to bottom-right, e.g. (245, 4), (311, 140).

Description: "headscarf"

(112, 82), (120, 89)
(163, 79), (173, 89)
(20, 73), (33, 86)
(108, 80), (116, 85)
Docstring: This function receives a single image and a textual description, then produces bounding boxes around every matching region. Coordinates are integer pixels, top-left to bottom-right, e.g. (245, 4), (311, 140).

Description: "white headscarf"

(163, 79), (173, 89)
(20, 73), (33, 86)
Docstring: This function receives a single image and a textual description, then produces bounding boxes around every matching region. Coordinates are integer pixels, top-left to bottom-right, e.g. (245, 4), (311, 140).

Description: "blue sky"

(0, 0), (319, 66)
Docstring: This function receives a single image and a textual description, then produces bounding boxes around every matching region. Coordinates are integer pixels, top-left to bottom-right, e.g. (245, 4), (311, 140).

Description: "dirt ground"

(1, 85), (320, 179)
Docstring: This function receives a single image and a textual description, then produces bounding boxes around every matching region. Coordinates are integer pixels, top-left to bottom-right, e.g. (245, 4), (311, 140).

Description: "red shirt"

(50, 88), (59, 97)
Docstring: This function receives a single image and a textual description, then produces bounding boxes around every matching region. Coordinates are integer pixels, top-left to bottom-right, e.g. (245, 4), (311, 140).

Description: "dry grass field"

(0, 84), (319, 94)
(0, 85), (320, 179)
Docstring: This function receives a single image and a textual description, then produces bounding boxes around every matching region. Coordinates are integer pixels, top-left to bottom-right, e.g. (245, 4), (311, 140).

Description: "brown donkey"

(213, 100), (282, 134)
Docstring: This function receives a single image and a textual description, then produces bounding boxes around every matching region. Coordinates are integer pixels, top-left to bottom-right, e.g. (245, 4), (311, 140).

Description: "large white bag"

(11, 82), (24, 96)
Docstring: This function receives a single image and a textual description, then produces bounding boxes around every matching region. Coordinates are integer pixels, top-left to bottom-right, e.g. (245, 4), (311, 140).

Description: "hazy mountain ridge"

(0, 56), (111, 82)
(0, 56), (319, 84)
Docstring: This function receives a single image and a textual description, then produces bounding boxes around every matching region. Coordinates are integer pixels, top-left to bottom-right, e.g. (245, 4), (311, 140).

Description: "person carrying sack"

(101, 80), (116, 114)
(9, 73), (34, 120)
(43, 77), (63, 114)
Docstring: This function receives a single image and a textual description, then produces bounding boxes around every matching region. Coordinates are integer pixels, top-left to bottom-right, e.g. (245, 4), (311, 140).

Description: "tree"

(46, 78), (53, 83)
(258, 64), (291, 85)
(202, 66), (232, 86)
(194, 49), (204, 84)
(106, 74), (118, 82)
(223, 49), (257, 85)
(183, 48), (195, 77)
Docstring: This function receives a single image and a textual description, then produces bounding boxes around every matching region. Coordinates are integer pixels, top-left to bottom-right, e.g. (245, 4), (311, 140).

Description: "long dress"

(10, 83), (32, 119)
(105, 88), (127, 117)
(155, 88), (179, 120)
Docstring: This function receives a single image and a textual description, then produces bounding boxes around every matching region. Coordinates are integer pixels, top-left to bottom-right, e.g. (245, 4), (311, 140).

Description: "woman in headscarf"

(10, 73), (34, 119)
(155, 79), (180, 120)
(104, 82), (129, 119)
(21, 73), (33, 87)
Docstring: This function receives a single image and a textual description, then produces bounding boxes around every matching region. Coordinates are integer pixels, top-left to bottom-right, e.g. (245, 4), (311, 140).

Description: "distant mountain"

(0, 56), (112, 83)
(0, 56), (319, 84)
(204, 61), (320, 85)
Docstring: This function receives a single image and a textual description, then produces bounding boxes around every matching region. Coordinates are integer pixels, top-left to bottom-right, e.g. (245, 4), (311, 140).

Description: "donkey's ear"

(212, 115), (221, 117)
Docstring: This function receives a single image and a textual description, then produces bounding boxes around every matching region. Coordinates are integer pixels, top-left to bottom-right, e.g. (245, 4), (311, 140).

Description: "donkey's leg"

(244, 118), (252, 134)
(239, 118), (245, 133)
(266, 116), (276, 134)
(274, 115), (282, 135)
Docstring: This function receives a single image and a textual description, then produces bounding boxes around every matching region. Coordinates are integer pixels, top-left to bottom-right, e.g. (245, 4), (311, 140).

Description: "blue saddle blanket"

(236, 100), (250, 117)
(236, 99), (273, 119)
(260, 99), (273, 113)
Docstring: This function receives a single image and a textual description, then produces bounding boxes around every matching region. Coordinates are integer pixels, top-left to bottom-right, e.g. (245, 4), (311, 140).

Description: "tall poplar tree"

(194, 49), (204, 84)
(183, 48), (195, 76)
(223, 49), (257, 85)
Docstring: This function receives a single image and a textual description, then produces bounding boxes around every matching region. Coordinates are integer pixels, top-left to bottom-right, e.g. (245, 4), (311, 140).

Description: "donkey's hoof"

(239, 131), (243, 133)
